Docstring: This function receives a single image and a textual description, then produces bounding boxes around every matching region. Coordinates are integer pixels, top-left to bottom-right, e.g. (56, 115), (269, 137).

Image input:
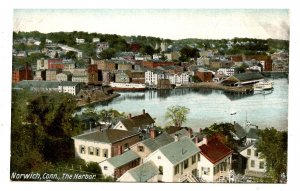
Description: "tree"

(201, 122), (237, 149)
(165, 105), (190, 128)
(179, 46), (199, 62)
(140, 45), (155, 56)
(255, 128), (287, 183)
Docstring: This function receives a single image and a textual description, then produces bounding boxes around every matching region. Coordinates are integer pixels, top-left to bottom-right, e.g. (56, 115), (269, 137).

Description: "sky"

(13, 9), (289, 40)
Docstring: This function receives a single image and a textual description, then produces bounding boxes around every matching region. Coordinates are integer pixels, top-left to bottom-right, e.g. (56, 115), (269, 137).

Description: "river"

(92, 78), (288, 131)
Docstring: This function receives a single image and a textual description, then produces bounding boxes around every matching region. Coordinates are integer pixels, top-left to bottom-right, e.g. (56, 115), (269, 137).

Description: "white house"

(72, 129), (140, 163)
(92, 38), (100, 43)
(145, 69), (165, 85)
(76, 38), (85, 44)
(143, 136), (200, 182)
(239, 143), (266, 178)
(58, 81), (81, 95)
(198, 137), (233, 182)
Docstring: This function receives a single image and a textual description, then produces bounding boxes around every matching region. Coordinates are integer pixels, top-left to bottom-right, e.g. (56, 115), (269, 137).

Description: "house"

(96, 42), (109, 54)
(92, 38), (100, 43)
(195, 69), (213, 82)
(91, 59), (116, 71)
(76, 38), (85, 44)
(221, 72), (264, 87)
(168, 72), (190, 85)
(130, 131), (174, 162)
(72, 129), (141, 163)
(239, 143), (266, 178)
(164, 51), (180, 61)
(143, 136), (200, 182)
(118, 161), (159, 182)
(198, 137), (233, 182)
(99, 150), (140, 178)
(113, 110), (155, 133)
(58, 81), (81, 95)
(34, 70), (46, 81)
(127, 71), (145, 84)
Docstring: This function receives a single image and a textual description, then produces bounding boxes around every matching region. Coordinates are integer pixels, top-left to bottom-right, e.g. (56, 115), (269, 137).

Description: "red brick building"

(230, 55), (243, 62)
(244, 55), (272, 71)
(142, 61), (176, 69)
(48, 59), (64, 69)
(12, 65), (33, 83)
(87, 64), (99, 85)
(195, 69), (213, 82)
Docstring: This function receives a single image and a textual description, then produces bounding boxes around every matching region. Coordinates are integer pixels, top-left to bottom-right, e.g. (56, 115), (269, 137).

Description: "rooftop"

(126, 161), (158, 182)
(106, 150), (139, 168)
(159, 136), (200, 165)
(121, 113), (155, 131)
(200, 137), (233, 164)
(142, 132), (174, 152)
(73, 129), (140, 144)
(232, 72), (264, 82)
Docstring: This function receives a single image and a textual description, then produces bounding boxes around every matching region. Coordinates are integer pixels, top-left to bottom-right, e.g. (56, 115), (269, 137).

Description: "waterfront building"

(222, 72), (264, 87)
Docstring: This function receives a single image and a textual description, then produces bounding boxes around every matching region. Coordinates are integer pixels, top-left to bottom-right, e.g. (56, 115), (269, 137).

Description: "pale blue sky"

(13, 9), (289, 40)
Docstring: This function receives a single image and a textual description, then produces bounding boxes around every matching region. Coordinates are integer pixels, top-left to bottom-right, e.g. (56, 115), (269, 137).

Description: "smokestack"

(194, 136), (199, 144)
(128, 113), (132, 119)
(150, 128), (156, 139)
(142, 109), (145, 114)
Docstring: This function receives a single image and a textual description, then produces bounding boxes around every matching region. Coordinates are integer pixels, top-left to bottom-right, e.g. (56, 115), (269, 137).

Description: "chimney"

(203, 137), (208, 145)
(142, 109), (145, 114)
(194, 136), (199, 144)
(199, 128), (202, 134)
(128, 113), (132, 119)
(174, 134), (179, 142)
(188, 128), (193, 138)
(117, 145), (123, 155)
(150, 128), (156, 139)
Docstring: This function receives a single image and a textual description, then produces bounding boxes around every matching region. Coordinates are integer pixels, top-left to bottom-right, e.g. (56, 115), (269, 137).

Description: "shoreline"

(76, 93), (120, 109)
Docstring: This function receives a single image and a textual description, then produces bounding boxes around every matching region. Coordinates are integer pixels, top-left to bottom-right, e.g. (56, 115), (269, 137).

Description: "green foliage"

(140, 45), (155, 55)
(165, 105), (190, 128)
(11, 90), (84, 174)
(99, 48), (117, 59)
(179, 46), (199, 62)
(202, 122), (237, 149)
(256, 128), (287, 183)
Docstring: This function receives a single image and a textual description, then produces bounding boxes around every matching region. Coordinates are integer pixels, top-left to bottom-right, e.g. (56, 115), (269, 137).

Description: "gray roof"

(247, 128), (259, 139)
(142, 132), (174, 152)
(233, 72), (264, 82)
(234, 123), (247, 139)
(15, 80), (59, 89)
(121, 113), (155, 131)
(171, 129), (190, 139)
(58, 81), (80, 87)
(127, 161), (159, 182)
(106, 150), (140, 168)
(159, 136), (200, 165)
(73, 129), (140, 144)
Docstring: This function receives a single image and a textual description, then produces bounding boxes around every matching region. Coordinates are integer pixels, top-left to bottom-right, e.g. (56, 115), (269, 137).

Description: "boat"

(253, 80), (274, 91)
(109, 82), (146, 91)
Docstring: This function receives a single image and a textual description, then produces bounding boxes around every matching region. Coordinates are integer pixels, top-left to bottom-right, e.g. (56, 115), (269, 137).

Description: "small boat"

(230, 111), (237, 115)
(253, 80), (274, 91)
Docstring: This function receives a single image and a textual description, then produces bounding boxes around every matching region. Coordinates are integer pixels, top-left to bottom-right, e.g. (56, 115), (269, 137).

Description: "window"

(124, 143), (129, 149)
(255, 150), (259, 157)
(184, 159), (189, 169)
(174, 165), (180, 175)
(103, 166), (108, 170)
(202, 167), (210, 175)
(159, 166), (163, 175)
(103, 149), (108, 158)
(88, 146), (94, 155)
(198, 153), (201, 161)
(259, 161), (265, 169)
(138, 146), (144, 152)
(95, 147), (100, 156)
(192, 155), (197, 164)
(158, 156), (161, 160)
(247, 149), (251, 156)
(80, 145), (85, 154)
(251, 160), (255, 168)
